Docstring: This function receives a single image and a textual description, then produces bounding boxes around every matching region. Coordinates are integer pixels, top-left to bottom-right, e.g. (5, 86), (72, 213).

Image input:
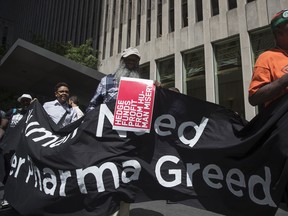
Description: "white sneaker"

(0, 199), (10, 209)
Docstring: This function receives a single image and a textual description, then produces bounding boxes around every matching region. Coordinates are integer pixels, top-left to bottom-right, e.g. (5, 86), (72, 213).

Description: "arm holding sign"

(86, 79), (105, 113)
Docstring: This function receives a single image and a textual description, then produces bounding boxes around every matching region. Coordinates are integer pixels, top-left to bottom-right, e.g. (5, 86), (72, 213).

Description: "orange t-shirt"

(249, 48), (288, 105)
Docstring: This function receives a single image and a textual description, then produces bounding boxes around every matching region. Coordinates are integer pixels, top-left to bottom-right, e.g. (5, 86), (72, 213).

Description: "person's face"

(55, 86), (69, 104)
(20, 98), (31, 109)
(276, 23), (288, 48)
(123, 55), (140, 70)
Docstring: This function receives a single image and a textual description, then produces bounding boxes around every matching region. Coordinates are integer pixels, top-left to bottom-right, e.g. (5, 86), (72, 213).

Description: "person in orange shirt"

(249, 9), (288, 107)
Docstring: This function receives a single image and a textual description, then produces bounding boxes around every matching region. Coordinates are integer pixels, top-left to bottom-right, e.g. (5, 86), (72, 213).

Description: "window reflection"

(140, 63), (150, 80)
(214, 39), (245, 117)
(250, 28), (274, 63)
(183, 49), (206, 100)
(157, 57), (175, 88)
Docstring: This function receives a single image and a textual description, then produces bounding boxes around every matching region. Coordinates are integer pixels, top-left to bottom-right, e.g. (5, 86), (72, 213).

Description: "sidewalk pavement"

(0, 182), (287, 216)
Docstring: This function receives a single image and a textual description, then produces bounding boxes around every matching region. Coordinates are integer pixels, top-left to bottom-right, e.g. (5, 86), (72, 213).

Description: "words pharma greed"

(14, 107), (277, 208)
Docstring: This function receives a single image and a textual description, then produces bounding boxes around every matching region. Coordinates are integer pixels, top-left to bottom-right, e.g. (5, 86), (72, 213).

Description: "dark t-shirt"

(5, 108), (26, 128)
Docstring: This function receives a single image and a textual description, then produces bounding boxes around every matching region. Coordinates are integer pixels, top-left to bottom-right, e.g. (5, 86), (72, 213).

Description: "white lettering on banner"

(154, 155), (276, 207)
(97, 104), (127, 138)
(76, 162), (120, 193)
(226, 168), (245, 197)
(155, 156), (181, 187)
(122, 160), (141, 183)
(10, 154), (276, 207)
(178, 118), (209, 148)
(59, 170), (72, 197)
(97, 104), (208, 148)
(43, 168), (57, 195)
(248, 167), (276, 207)
(25, 121), (78, 148)
(24, 104), (207, 149)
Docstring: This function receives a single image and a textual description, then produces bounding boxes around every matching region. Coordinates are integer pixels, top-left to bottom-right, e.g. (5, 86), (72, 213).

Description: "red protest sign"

(113, 77), (155, 133)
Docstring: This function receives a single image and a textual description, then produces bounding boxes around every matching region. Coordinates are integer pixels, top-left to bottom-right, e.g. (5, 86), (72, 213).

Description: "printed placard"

(113, 77), (155, 133)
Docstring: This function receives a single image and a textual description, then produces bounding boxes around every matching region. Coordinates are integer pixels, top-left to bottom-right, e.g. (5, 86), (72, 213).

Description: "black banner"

(1, 88), (288, 216)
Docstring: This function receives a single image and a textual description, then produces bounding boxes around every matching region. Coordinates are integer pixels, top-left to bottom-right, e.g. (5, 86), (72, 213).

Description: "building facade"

(98, 0), (288, 120)
(1, 0), (288, 120)
(0, 0), (102, 51)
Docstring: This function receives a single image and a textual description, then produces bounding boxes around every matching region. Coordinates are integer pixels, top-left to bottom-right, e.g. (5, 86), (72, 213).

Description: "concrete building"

(1, 0), (288, 119)
(0, 0), (104, 107)
(0, 0), (102, 49)
(98, 0), (288, 120)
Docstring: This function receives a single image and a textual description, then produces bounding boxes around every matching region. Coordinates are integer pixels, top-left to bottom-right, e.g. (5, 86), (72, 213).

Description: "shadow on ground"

(130, 208), (164, 216)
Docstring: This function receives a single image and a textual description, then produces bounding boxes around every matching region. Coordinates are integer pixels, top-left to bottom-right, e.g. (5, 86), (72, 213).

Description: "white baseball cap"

(17, 94), (32, 102)
(121, 47), (141, 59)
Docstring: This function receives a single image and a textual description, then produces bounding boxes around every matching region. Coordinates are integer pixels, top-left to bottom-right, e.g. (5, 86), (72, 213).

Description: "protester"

(3, 94), (32, 129)
(0, 109), (6, 140)
(0, 93), (33, 209)
(249, 9), (288, 107)
(86, 47), (142, 113)
(43, 82), (77, 128)
(86, 47), (147, 216)
(69, 95), (84, 119)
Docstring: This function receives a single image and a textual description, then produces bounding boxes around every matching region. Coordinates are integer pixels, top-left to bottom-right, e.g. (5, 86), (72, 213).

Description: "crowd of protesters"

(1, 7), (288, 214)
(0, 47), (166, 216)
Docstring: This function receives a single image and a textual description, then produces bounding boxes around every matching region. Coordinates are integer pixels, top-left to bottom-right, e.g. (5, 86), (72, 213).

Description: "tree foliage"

(32, 35), (100, 69)
(64, 39), (100, 69)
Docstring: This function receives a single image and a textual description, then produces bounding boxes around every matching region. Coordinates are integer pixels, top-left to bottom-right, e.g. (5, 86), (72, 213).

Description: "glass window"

(214, 39), (245, 117)
(228, 0), (237, 10)
(102, 2), (109, 59)
(157, 0), (162, 37)
(211, 0), (219, 16)
(127, 0), (132, 47)
(169, 0), (175, 32)
(250, 28), (274, 63)
(140, 63), (150, 79)
(136, 0), (141, 45)
(157, 57), (175, 88)
(118, 0), (124, 53)
(183, 48), (206, 100)
(146, 0), (151, 41)
(182, 0), (188, 28)
(110, 0), (117, 56)
(195, 0), (203, 22)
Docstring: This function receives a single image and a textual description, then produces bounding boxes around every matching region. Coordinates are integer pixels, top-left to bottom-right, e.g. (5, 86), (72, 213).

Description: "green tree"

(64, 39), (100, 69)
(32, 35), (100, 69)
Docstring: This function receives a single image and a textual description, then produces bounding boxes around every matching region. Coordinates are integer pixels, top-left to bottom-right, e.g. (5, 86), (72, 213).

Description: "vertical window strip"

(157, 0), (162, 38)
(146, 0), (151, 41)
(195, 0), (203, 22)
(169, 0), (174, 32)
(181, 0), (188, 28)
(118, 0), (124, 53)
(136, 0), (141, 45)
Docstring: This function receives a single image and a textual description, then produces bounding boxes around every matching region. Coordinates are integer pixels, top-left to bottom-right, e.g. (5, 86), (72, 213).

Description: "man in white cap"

(86, 48), (142, 215)
(0, 93), (32, 209)
(86, 47), (141, 112)
(2, 93), (32, 129)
